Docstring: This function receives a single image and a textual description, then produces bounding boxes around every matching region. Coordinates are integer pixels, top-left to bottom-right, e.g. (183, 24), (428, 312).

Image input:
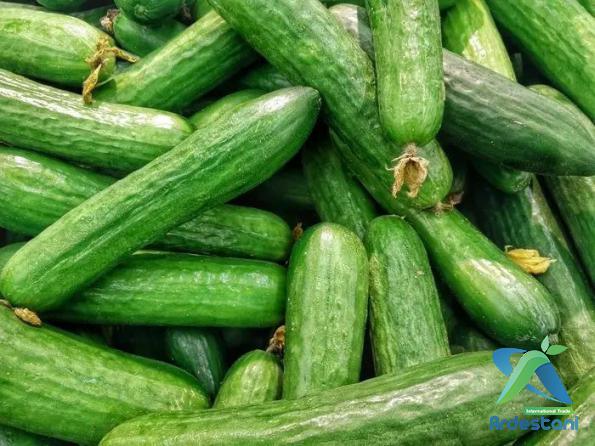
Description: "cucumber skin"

(70, 6), (114, 28)
(165, 328), (226, 398)
(283, 223), (368, 400)
(367, 0), (444, 146)
(100, 352), (543, 446)
(189, 89), (264, 128)
(112, 12), (186, 56)
(302, 134), (377, 240)
(327, 4), (375, 61)
(0, 69), (193, 174)
(38, 1), (86, 11)
(0, 306), (208, 445)
(95, 10), (258, 112)
(115, 0), (184, 23)
(485, 0), (595, 121)
(473, 178), (595, 384)
(213, 350), (282, 409)
(210, 0), (452, 211)
(46, 252), (287, 328)
(0, 425), (64, 446)
(404, 208), (559, 349)
(578, 0), (595, 16)
(0, 147), (293, 262)
(0, 87), (320, 312)
(0, 7), (115, 86)
(365, 216), (450, 375)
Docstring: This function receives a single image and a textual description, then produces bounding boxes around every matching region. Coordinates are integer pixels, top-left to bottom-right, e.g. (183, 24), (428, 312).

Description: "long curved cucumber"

(115, 0), (184, 23)
(100, 352), (544, 446)
(0, 306), (208, 445)
(213, 350), (282, 408)
(284, 223), (368, 399)
(365, 216), (450, 374)
(0, 87), (320, 312)
(0, 425), (65, 446)
(189, 89), (264, 128)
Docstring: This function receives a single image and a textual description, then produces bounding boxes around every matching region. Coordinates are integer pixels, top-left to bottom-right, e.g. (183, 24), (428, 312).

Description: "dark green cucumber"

(485, 0), (595, 121)
(284, 223), (368, 399)
(367, 0), (444, 147)
(165, 328), (226, 398)
(0, 306), (208, 445)
(38, 0), (86, 11)
(237, 64), (293, 92)
(327, 4), (375, 61)
(0, 425), (64, 446)
(302, 134), (377, 239)
(190, 0), (211, 19)
(404, 208), (559, 349)
(473, 178), (595, 384)
(115, 0), (184, 23)
(442, 0), (531, 193)
(0, 243), (25, 272)
(365, 216), (450, 375)
(100, 352), (544, 446)
(213, 350), (282, 408)
(445, 148), (468, 195)
(189, 89), (264, 128)
(0, 7), (116, 87)
(578, 0), (595, 16)
(450, 324), (499, 353)
(95, 10), (258, 112)
(0, 69), (192, 174)
(70, 6), (114, 28)
(0, 87), (320, 312)
(109, 326), (168, 361)
(210, 0), (452, 211)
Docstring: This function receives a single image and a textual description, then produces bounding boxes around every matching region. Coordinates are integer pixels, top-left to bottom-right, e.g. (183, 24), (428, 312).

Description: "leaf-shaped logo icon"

(541, 336), (550, 353)
(546, 345), (568, 356)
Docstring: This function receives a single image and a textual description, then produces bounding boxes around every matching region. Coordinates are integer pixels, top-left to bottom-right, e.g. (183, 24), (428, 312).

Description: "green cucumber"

(404, 208), (559, 349)
(472, 178), (595, 384)
(100, 352), (544, 446)
(327, 4), (375, 62)
(70, 6), (114, 28)
(95, 10), (258, 112)
(37, 0), (86, 11)
(302, 134), (377, 240)
(165, 328), (226, 398)
(0, 243), (25, 272)
(442, 0), (531, 193)
(190, 0), (211, 19)
(213, 350), (282, 408)
(445, 149), (468, 195)
(115, 0), (183, 23)
(485, 0), (595, 121)
(365, 216), (450, 375)
(367, 0), (444, 147)
(0, 69), (192, 174)
(284, 223), (368, 399)
(189, 89), (264, 128)
(578, 0), (595, 16)
(0, 7), (116, 87)
(450, 324), (499, 353)
(210, 0), (452, 211)
(0, 87), (320, 312)
(237, 64), (293, 92)
(0, 1), (40, 9)
(0, 306), (208, 445)
(0, 425), (64, 446)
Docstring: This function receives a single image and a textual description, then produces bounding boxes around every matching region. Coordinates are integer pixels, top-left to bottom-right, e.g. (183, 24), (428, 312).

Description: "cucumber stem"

(504, 246), (555, 275)
(266, 325), (285, 357)
(390, 143), (429, 198)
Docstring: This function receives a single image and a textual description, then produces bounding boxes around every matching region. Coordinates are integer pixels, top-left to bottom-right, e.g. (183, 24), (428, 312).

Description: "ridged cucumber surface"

(189, 89), (264, 128)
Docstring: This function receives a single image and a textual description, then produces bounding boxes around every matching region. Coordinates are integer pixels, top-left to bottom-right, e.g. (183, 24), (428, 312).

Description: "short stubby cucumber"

(115, 0), (184, 23)
(0, 87), (320, 311)
(189, 89), (264, 128)
(284, 223), (368, 399)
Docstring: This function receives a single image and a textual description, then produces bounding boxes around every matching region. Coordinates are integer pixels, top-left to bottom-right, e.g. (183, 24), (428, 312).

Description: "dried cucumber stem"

(505, 246), (555, 275)
(0, 299), (42, 327)
(292, 223), (304, 241)
(266, 325), (285, 356)
(100, 9), (119, 35)
(390, 143), (429, 198)
(432, 191), (464, 213)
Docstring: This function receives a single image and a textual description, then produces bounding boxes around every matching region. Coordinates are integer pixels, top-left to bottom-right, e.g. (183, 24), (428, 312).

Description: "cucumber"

(0, 243), (25, 272)
(444, 149), (468, 195)
(302, 134), (377, 239)
(442, 0), (531, 193)
(0, 69), (192, 174)
(0, 1), (40, 9)
(37, 0), (86, 11)
(0, 425), (64, 446)
(327, 4), (375, 62)
(213, 350), (282, 409)
(115, 0), (183, 23)
(189, 89), (264, 128)
(450, 324), (499, 353)
(0, 7), (116, 87)
(0, 306), (208, 445)
(100, 352), (544, 446)
(237, 64), (294, 92)
(284, 223), (368, 399)
(95, 10), (258, 112)
(472, 178), (595, 384)
(404, 208), (559, 349)
(190, 0), (211, 19)
(71, 6), (114, 28)
(578, 0), (595, 16)
(0, 147), (293, 261)
(367, 0), (444, 147)
(0, 87), (320, 312)
(210, 0), (452, 211)
(165, 328), (226, 398)
(364, 216), (450, 375)
(485, 0), (595, 121)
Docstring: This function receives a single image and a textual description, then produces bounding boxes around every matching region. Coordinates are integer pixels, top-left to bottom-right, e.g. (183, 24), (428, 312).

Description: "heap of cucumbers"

(0, 0), (593, 445)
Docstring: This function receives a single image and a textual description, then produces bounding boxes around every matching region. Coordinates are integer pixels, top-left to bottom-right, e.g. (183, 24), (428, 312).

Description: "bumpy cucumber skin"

(210, 0), (452, 211)
(365, 216), (450, 375)
(100, 352), (543, 446)
(442, 0), (531, 193)
(284, 223), (368, 400)
(441, 51), (595, 176)
(302, 134), (377, 239)
(0, 306), (208, 446)
(405, 208), (559, 349)
(46, 252), (287, 328)
(165, 328), (226, 398)
(0, 8), (115, 86)
(213, 350), (282, 409)
(189, 89), (264, 128)
(485, 0), (595, 121)
(95, 10), (258, 112)
(0, 87), (320, 311)
(0, 69), (192, 174)
(0, 425), (64, 446)
(473, 178), (595, 384)
(115, 0), (184, 23)
(367, 0), (444, 146)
